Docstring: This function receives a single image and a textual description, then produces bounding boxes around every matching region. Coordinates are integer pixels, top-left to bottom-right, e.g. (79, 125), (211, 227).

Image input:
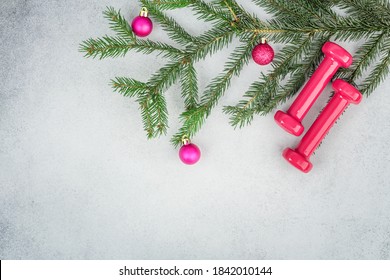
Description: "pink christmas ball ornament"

(252, 39), (275, 65)
(179, 143), (201, 165)
(131, 8), (153, 37)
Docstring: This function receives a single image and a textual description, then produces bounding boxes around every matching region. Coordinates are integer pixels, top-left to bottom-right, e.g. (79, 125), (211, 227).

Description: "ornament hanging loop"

(181, 135), (191, 145)
(261, 38), (267, 44)
(140, 7), (148, 17)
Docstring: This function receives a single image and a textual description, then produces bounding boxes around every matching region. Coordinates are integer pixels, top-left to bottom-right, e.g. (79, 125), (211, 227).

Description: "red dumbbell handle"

(297, 94), (350, 158)
(288, 58), (340, 121)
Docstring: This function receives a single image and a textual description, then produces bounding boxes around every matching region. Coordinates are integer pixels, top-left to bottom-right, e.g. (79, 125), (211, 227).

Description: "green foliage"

(147, 0), (193, 10)
(111, 77), (148, 97)
(80, 0), (390, 147)
(172, 35), (260, 145)
(139, 1), (196, 45)
(180, 62), (199, 110)
(103, 7), (135, 40)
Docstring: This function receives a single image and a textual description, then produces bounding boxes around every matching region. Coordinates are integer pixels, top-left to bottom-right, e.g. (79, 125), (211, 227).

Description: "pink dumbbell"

(283, 79), (362, 173)
(274, 42), (353, 136)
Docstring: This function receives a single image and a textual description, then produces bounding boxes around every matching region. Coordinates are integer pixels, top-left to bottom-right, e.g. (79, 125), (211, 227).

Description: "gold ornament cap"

(181, 135), (191, 145)
(140, 7), (148, 17)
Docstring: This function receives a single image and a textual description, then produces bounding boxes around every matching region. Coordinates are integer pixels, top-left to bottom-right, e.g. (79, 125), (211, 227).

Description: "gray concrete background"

(1, 0), (390, 259)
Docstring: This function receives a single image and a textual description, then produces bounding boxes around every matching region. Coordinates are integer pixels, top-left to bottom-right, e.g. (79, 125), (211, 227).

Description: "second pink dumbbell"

(274, 42), (353, 136)
(283, 79), (362, 173)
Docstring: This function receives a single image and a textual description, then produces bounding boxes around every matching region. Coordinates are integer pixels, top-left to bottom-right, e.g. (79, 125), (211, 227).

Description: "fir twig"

(103, 7), (135, 41)
(150, 0), (193, 10)
(337, 32), (388, 83)
(111, 77), (148, 97)
(171, 34), (260, 146)
(224, 34), (321, 128)
(141, 0), (197, 46)
(79, 36), (184, 59)
(180, 61), (199, 109)
(360, 42), (390, 95)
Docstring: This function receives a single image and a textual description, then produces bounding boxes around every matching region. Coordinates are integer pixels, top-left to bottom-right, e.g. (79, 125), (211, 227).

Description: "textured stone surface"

(1, 0), (390, 259)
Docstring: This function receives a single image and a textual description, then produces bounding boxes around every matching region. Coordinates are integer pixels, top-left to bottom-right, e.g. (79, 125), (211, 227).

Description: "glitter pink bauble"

(252, 43), (275, 65)
(179, 143), (201, 165)
(131, 16), (153, 37)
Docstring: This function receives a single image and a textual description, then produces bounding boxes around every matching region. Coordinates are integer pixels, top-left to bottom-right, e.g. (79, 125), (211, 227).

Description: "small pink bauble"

(179, 143), (201, 165)
(252, 41), (275, 65)
(131, 15), (153, 37)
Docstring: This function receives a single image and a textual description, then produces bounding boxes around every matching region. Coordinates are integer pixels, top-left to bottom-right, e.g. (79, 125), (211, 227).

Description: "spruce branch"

(171, 35), (260, 146)
(225, 34), (331, 128)
(79, 36), (184, 59)
(180, 61), (199, 109)
(141, 0), (197, 46)
(188, 23), (236, 61)
(149, 0), (193, 10)
(337, 32), (388, 83)
(253, 0), (313, 25)
(111, 77), (169, 138)
(294, 0), (333, 25)
(221, 0), (262, 28)
(148, 61), (184, 93)
(336, 0), (390, 25)
(137, 89), (169, 138)
(111, 77), (148, 97)
(80, 1), (390, 147)
(137, 61), (183, 138)
(190, 0), (233, 24)
(308, 0), (339, 22)
(103, 7), (135, 41)
(360, 42), (390, 95)
(222, 0), (239, 23)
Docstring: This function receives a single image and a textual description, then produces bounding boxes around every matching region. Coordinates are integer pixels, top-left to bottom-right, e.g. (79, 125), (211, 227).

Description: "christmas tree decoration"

(252, 38), (274, 65)
(80, 0), (390, 154)
(131, 7), (153, 37)
(283, 79), (362, 173)
(179, 137), (201, 165)
(274, 42), (353, 136)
